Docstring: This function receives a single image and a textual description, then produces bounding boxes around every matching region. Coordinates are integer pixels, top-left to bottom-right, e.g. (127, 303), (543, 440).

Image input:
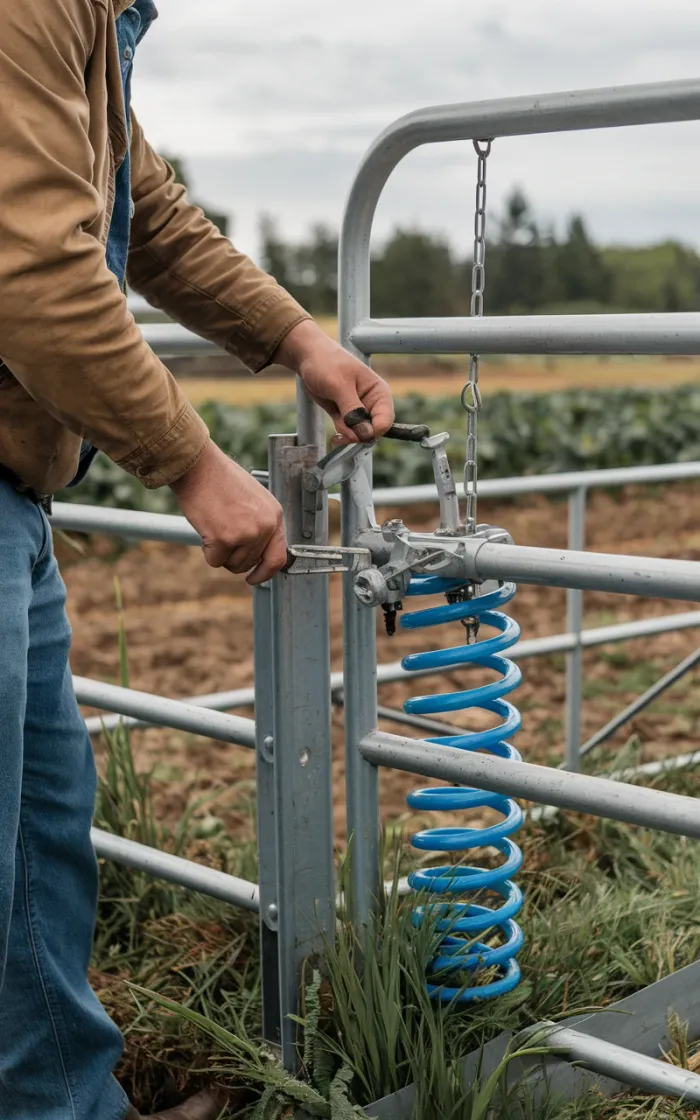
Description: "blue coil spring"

(400, 576), (524, 1002)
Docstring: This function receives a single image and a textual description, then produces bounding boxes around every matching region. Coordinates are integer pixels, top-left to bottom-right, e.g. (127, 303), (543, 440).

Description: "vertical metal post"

(341, 482), (381, 926)
(296, 378), (326, 453)
(338, 197), (381, 924)
(268, 432), (335, 1072)
(565, 487), (587, 771)
(296, 379), (328, 541)
(253, 583), (281, 1048)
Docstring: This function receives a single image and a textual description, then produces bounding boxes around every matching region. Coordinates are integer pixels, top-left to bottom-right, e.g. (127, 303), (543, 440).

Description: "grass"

(91, 705), (700, 1117)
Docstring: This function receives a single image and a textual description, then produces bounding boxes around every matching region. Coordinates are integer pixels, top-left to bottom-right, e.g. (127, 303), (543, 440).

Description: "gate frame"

(337, 75), (700, 1110)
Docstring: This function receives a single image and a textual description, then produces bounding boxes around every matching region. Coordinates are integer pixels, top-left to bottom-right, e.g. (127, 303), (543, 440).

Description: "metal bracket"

(283, 544), (372, 576)
(301, 441), (375, 542)
(421, 431), (462, 533)
(299, 421), (460, 542)
(353, 521), (514, 601)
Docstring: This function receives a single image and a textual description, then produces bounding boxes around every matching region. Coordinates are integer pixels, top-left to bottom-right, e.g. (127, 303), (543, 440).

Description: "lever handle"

(343, 408), (429, 443)
(384, 423), (430, 442)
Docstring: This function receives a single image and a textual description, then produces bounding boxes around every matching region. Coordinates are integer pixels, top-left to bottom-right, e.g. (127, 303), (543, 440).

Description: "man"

(0, 2), (394, 1118)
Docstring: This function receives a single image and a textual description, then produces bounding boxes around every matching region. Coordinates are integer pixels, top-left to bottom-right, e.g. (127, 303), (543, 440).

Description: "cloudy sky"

(134, 1), (700, 261)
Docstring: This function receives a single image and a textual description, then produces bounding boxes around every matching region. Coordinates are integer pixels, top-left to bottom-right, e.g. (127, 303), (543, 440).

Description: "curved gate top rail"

(338, 77), (700, 349)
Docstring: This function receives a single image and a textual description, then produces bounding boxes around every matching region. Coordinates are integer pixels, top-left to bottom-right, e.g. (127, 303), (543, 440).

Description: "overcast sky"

(134, 1), (700, 261)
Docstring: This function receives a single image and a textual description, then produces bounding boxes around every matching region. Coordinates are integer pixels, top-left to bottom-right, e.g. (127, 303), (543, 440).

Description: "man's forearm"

(272, 318), (337, 372)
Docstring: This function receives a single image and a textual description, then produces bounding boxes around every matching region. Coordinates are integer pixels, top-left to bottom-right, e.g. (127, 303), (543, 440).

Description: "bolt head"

(302, 472), (320, 492)
(354, 568), (388, 607)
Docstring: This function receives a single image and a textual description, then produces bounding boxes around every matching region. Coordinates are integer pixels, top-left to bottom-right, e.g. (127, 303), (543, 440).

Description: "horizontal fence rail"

(61, 469), (700, 766)
(131, 310), (700, 360)
(92, 828), (260, 910)
(535, 1025), (700, 1103)
(139, 322), (218, 357)
(52, 503), (201, 545)
(350, 313), (700, 356)
(53, 461), (700, 541)
(462, 542), (700, 601)
(373, 461), (700, 505)
(82, 610), (700, 735)
(361, 730), (700, 840)
(75, 678), (256, 748)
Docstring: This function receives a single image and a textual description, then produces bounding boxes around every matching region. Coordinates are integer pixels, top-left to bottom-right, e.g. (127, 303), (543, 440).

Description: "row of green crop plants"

(58, 385), (700, 513)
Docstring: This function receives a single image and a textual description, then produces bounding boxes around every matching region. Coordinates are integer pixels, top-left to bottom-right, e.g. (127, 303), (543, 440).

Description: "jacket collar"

(113, 0), (159, 22)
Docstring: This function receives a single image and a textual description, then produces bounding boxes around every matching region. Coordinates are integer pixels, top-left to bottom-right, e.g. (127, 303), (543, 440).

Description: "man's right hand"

(170, 441), (287, 585)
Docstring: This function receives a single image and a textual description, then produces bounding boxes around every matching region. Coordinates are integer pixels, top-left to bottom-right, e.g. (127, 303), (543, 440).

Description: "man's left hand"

(273, 319), (394, 444)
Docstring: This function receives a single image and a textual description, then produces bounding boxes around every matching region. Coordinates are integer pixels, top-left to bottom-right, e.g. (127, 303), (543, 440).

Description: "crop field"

(61, 473), (700, 1117)
(178, 354), (700, 408)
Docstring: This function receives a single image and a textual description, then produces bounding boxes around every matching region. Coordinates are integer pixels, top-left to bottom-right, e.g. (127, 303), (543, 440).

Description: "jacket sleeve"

(127, 115), (311, 373)
(0, 0), (208, 488)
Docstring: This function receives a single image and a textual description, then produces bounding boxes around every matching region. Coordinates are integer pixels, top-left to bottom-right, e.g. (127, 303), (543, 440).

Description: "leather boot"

(126, 1086), (230, 1119)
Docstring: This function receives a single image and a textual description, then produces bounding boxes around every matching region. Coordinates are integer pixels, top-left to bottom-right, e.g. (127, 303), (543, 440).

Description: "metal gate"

(54, 76), (700, 1112)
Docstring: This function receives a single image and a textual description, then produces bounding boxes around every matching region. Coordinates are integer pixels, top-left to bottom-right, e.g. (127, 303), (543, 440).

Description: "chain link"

(461, 139), (492, 534)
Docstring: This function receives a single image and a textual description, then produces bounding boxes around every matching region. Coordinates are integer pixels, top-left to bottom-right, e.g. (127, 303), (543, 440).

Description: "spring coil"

(400, 577), (524, 1002)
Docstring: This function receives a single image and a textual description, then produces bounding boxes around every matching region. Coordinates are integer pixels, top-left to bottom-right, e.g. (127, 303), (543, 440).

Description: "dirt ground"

(60, 483), (700, 844)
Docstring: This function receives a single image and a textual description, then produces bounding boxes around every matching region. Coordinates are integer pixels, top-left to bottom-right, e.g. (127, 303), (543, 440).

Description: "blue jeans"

(0, 480), (128, 1119)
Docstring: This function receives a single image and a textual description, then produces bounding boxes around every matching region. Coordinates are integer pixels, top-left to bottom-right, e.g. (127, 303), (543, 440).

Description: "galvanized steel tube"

(83, 610), (700, 734)
(341, 475), (382, 926)
(537, 1025), (700, 1102)
(350, 313), (700, 356)
(469, 542), (700, 602)
(139, 322), (219, 356)
(50, 462), (700, 541)
(74, 677), (256, 747)
(564, 488), (586, 771)
(360, 731), (700, 839)
(51, 503), (201, 545)
(91, 828), (260, 910)
(372, 461), (700, 506)
(579, 646), (700, 760)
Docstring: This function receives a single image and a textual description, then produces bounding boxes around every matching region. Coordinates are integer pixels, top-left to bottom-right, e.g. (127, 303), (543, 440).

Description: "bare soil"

(60, 483), (700, 845)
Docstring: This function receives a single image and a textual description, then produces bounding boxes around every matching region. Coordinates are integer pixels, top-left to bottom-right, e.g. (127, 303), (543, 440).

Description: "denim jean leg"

(0, 484), (32, 1017)
(0, 485), (128, 1120)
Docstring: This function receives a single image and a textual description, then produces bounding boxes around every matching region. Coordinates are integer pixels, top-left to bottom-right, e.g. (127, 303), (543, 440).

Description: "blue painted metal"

(401, 579), (524, 1001)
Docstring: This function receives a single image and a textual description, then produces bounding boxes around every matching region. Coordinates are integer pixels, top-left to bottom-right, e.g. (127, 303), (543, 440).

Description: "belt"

(0, 465), (53, 515)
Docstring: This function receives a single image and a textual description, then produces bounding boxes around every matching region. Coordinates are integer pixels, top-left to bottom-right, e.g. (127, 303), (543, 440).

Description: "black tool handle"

(384, 422), (430, 442)
(343, 408), (429, 443)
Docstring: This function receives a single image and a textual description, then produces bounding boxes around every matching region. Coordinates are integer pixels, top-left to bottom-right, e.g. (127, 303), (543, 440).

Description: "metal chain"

(461, 139), (492, 534)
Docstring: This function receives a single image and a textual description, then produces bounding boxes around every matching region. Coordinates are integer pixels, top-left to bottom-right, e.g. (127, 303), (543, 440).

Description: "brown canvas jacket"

(0, 0), (310, 494)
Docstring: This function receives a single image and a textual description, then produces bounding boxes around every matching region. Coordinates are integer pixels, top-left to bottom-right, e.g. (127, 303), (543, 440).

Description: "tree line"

(163, 155), (700, 319)
(259, 189), (700, 318)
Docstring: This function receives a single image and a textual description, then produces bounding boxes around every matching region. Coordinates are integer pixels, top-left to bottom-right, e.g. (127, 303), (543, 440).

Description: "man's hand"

(274, 319), (394, 444)
(170, 321), (393, 585)
(170, 441), (287, 585)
